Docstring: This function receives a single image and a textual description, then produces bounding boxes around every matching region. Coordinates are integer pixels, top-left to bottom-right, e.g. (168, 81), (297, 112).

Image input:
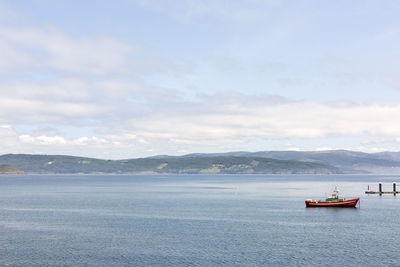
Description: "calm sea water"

(1, 174), (400, 266)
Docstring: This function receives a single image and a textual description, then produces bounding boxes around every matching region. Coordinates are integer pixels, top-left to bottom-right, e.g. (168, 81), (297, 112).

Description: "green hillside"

(166, 150), (400, 174)
(0, 154), (340, 174)
(3, 149), (398, 174)
(0, 164), (24, 174)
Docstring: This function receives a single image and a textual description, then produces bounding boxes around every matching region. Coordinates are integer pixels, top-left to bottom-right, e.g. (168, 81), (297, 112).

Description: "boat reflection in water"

(305, 186), (360, 208)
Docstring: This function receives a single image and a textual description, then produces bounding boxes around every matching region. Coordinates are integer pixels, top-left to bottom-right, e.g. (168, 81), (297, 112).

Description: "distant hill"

(0, 154), (339, 174)
(0, 164), (24, 174)
(156, 150), (400, 174)
(2, 150), (400, 174)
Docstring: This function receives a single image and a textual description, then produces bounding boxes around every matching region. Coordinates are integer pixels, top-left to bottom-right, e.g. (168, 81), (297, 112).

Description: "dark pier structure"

(365, 183), (400, 195)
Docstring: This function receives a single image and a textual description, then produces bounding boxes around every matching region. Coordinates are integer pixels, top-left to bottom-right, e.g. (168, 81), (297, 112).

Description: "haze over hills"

(1, 150), (400, 174)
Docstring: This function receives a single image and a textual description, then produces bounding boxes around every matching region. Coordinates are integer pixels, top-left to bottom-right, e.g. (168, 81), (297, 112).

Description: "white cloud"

(73, 136), (108, 146)
(0, 124), (16, 137)
(19, 135), (67, 145)
(0, 24), (191, 77)
(0, 25), (134, 75)
(0, 125), (22, 154)
(286, 147), (300, 151)
(19, 135), (109, 147)
(135, 0), (278, 22)
(1, 0), (399, 159)
(210, 56), (245, 72)
(0, 96), (105, 123)
(355, 147), (389, 153)
(106, 97), (400, 147)
(0, 78), (181, 124)
(0, 40), (34, 71)
(0, 79), (92, 101)
(4, 80), (400, 157)
(3, 94), (400, 158)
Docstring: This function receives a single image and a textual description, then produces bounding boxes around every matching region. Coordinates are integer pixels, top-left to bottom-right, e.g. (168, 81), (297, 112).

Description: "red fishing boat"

(305, 186), (360, 208)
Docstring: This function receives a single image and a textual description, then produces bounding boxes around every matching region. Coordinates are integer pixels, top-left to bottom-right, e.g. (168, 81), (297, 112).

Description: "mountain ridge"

(0, 153), (339, 174)
(1, 150), (400, 174)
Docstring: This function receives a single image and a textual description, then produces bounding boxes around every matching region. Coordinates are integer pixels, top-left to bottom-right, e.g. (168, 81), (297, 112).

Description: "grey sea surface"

(0, 174), (399, 266)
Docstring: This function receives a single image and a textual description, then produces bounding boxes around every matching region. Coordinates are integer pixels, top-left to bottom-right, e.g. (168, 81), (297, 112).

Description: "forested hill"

(0, 154), (339, 174)
(0, 164), (24, 174)
(152, 150), (400, 174)
(2, 150), (400, 174)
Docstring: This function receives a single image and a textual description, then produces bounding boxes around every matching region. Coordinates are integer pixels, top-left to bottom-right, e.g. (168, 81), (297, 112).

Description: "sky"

(1, 0), (400, 159)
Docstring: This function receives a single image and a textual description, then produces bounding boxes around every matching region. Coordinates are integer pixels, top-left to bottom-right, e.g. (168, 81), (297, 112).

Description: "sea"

(0, 174), (400, 266)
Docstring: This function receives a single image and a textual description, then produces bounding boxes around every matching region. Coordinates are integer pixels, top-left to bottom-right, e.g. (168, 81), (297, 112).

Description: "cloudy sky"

(1, 0), (400, 159)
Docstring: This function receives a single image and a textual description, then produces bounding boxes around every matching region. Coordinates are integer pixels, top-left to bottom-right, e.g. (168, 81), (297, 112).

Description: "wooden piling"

(365, 182), (400, 195)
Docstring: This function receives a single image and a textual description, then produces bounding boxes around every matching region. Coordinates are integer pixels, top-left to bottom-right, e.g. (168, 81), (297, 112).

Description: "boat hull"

(305, 198), (360, 208)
